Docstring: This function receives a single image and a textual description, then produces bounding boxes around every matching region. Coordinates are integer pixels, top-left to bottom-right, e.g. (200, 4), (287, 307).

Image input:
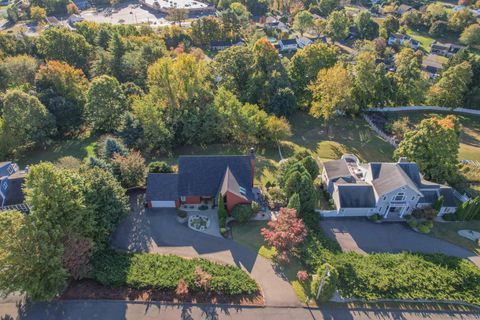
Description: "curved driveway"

(111, 205), (300, 307)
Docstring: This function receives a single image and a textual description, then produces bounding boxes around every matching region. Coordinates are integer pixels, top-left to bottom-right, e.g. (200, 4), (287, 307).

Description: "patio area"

(185, 209), (221, 238)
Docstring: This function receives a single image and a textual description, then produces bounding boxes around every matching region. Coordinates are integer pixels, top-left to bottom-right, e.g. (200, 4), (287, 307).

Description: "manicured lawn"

(18, 133), (97, 168)
(383, 111), (480, 162)
(232, 221), (310, 303)
(430, 221), (480, 254)
(286, 112), (394, 163)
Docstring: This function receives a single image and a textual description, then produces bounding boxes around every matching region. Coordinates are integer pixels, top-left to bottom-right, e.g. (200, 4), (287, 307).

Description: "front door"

(385, 206), (405, 218)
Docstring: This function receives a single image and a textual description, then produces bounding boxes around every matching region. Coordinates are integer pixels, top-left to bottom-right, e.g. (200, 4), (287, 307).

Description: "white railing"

(368, 106), (480, 116)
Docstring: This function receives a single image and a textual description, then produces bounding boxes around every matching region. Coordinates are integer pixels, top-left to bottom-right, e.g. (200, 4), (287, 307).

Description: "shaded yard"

(430, 220), (480, 254)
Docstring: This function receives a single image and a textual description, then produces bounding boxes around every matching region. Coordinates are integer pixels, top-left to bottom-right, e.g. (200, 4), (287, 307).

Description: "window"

(180, 196), (186, 202)
(394, 192), (405, 201)
(2, 180), (7, 190)
(7, 165), (14, 175)
(239, 186), (247, 196)
(411, 196), (415, 200)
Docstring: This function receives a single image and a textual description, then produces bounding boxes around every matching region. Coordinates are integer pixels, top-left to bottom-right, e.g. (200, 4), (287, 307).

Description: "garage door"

(151, 201), (176, 208)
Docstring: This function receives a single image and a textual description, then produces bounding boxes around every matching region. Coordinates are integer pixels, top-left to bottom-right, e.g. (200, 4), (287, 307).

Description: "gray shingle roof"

(177, 155), (253, 199)
(418, 190), (438, 204)
(370, 163), (421, 197)
(333, 184), (376, 208)
(439, 187), (459, 207)
(146, 173), (178, 201)
(323, 159), (352, 180)
(4, 171), (25, 206)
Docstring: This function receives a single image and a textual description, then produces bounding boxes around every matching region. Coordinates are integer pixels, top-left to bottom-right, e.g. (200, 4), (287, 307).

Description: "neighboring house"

(395, 4), (414, 16)
(210, 40), (245, 51)
(422, 54), (446, 78)
(388, 33), (419, 50)
(322, 155), (461, 218)
(67, 14), (84, 27)
(146, 151), (255, 213)
(296, 36), (326, 48)
(264, 16), (290, 33)
(45, 16), (61, 27)
(430, 41), (465, 57)
(0, 162), (28, 212)
(278, 38), (298, 52)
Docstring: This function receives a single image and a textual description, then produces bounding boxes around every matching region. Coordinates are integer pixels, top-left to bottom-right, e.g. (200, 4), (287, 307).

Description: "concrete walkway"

(111, 205), (300, 307)
(2, 299), (480, 320)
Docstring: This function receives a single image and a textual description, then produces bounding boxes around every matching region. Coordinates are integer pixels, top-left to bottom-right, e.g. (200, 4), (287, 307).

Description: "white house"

(278, 39), (298, 52)
(322, 155), (461, 218)
(388, 33), (419, 50)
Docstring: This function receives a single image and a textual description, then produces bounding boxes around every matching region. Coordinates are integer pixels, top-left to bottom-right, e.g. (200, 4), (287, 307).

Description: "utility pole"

(316, 264), (331, 300)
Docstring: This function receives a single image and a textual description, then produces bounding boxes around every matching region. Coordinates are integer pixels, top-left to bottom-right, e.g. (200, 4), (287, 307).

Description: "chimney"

(249, 148), (255, 187)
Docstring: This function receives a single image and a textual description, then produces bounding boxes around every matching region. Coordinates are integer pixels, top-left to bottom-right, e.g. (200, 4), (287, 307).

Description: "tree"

(400, 10), (423, 29)
(353, 51), (394, 108)
(325, 10), (350, 41)
(460, 24), (480, 46)
(317, 0), (339, 16)
(310, 263), (338, 302)
(394, 115), (460, 183)
(301, 156), (319, 180)
(62, 234), (93, 280)
(264, 116), (292, 144)
(429, 20), (449, 37)
(30, 6), (46, 23)
(289, 43), (338, 105)
(0, 55), (38, 91)
(309, 63), (354, 120)
(85, 75), (127, 132)
(101, 137), (129, 159)
(232, 204), (253, 223)
(382, 15), (399, 36)
(293, 11), (314, 35)
(166, 8), (188, 26)
(108, 33), (126, 81)
(148, 161), (173, 173)
(35, 60), (88, 135)
(0, 163), (95, 300)
(191, 16), (223, 47)
(355, 11), (379, 40)
(427, 61), (472, 108)
(261, 207), (307, 264)
(393, 48), (428, 105)
(111, 151), (146, 188)
(36, 27), (91, 69)
(82, 166), (129, 250)
(0, 90), (56, 156)
(448, 9), (476, 33)
(287, 193), (301, 216)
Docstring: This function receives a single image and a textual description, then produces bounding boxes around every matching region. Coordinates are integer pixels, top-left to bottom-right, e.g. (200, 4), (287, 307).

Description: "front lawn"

(232, 221), (309, 302)
(430, 221), (480, 254)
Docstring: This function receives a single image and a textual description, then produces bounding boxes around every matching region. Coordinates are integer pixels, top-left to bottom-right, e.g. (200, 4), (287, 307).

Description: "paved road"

(320, 219), (480, 267)
(1, 299), (480, 320)
(111, 204), (299, 307)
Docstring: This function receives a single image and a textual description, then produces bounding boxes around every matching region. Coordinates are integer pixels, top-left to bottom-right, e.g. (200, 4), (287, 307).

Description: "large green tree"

(85, 75), (127, 132)
(460, 24), (480, 46)
(35, 60), (88, 135)
(0, 90), (56, 156)
(293, 11), (315, 35)
(325, 10), (350, 41)
(427, 61), (472, 109)
(394, 115), (460, 183)
(36, 27), (91, 69)
(0, 55), (38, 91)
(393, 48), (428, 105)
(355, 11), (379, 40)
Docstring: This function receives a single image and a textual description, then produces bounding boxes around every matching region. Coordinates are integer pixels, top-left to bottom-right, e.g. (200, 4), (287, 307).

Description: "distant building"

(139, 0), (215, 14)
(395, 4), (414, 16)
(0, 162), (28, 212)
(388, 33), (419, 50)
(278, 38), (298, 52)
(422, 54), (446, 78)
(210, 40), (244, 51)
(45, 16), (61, 27)
(430, 41), (465, 57)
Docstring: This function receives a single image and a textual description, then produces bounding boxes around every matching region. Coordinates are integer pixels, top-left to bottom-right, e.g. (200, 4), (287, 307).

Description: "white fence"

(362, 113), (398, 147)
(316, 209), (338, 217)
(368, 106), (480, 116)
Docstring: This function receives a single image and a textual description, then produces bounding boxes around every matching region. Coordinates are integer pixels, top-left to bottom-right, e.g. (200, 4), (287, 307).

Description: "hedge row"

(92, 251), (259, 295)
(333, 252), (480, 304)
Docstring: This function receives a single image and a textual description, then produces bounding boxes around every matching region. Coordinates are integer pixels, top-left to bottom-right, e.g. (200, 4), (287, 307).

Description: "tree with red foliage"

(261, 207), (307, 264)
(63, 234), (93, 280)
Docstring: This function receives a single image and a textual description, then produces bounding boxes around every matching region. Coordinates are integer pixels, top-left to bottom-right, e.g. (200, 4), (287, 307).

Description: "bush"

(417, 220), (433, 234)
(442, 213), (458, 221)
(251, 201), (261, 213)
(198, 205), (208, 210)
(92, 250), (259, 295)
(218, 196), (227, 229)
(368, 213), (382, 222)
(407, 217), (418, 229)
(333, 252), (480, 304)
(177, 210), (187, 219)
(232, 204), (253, 223)
(310, 263), (338, 302)
(412, 207), (437, 220)
(100, 137), (129, 160)
(148, 161), (173, 174)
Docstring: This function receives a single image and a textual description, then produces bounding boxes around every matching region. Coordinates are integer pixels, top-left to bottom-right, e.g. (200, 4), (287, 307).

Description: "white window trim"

(180, 196), (186, 202)
(2, 181), (7, 190)
(394, 192), (406, 201)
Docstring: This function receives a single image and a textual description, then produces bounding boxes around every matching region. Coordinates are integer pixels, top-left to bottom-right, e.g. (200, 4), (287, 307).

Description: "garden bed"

(61, 279), (264, 305)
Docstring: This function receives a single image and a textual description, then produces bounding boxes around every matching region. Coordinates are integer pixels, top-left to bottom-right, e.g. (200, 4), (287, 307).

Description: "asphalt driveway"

(320, 219), (480, 267)
(111, 197), (299, 307)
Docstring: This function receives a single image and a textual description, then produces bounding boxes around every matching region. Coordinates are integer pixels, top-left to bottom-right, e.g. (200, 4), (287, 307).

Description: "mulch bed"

(61, 280), (265, 306)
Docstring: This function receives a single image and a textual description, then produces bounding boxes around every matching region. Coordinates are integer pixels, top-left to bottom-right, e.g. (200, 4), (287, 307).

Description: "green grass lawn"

(383, 111), (480, 162)
(430, 221), (480, 254)
(231, 221), (310, 303)
(17, 133), (97, 168)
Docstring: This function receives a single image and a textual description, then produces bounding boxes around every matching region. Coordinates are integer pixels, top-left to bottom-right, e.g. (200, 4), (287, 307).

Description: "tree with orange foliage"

(394, 115), (460, 183)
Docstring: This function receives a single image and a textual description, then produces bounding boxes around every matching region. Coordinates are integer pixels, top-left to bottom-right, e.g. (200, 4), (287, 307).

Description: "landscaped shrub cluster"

(310, 263), (339, 302)
(232, 204), (253, 223)
(92, 251), (259, 295)
(445, 197), (480, 221)
(407, 218), (433, 234)
(333, 252), (480, 304)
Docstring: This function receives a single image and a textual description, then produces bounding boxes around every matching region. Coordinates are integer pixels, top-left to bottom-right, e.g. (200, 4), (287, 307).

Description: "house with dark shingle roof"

(146, 151), (255, 213)
(0, 162), (28, 212)
(322, 155), (462, 218)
